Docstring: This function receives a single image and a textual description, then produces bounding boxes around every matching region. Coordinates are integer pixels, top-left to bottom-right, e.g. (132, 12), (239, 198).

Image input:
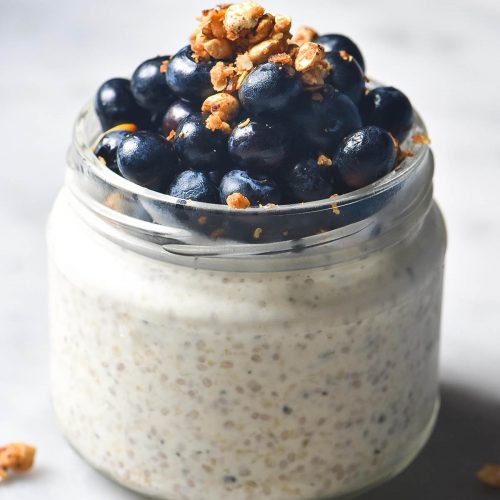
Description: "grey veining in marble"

(1, 0), (499, 498)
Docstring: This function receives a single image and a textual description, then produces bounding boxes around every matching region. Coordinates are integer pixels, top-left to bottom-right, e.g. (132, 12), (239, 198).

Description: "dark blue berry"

(238, 62), (303, 117)
(325, 51), (365, 104)
(219, 170), (281, 206)
(166, 46), (215, 102)
(360, 87), (413, 142)
(334, 126), (397, 190)
(174, 113), (228, 171)
(94, 129), (130, 174)
(228, 120), (292, 173)
(284, 159), (335, 202)
(162, 100), (197, 135)
(117, 131), (177, 190)
(95, 78), (147, 130)
(315, 34), (365, 71)
(292, 85), (362, 154)
(167, 170), (218, 203)
(131, 56), (174, 112)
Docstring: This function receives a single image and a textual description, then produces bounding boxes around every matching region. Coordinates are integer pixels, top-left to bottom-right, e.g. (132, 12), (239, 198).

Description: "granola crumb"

(292, 26), (318, 46)
(311, 92), (324, 102)
(339, 50), (353, 62)
(227, 192), (251, 209)
(248, 38), (285, 65)
(412, 133), (431, 145)
(210, 61), (236, 92)
(205, 113), (232, 134)
(268, 52), (293, 65)
(238, 117), (251, 128)
(202, 93), (241, 122)
(104, 192), (122, 209)
(159, 59), (170, 73)
(0, 443), (36, 482)
(295, 42), (325, 72)
(224, 2), (265, 41)
(97, 156), (107, 166)
(329, 194), (341, 215)
(236, 53), (254, 71)
(210, 227), (225, 239)
(253, 227), (263, 239)
(317, 154), (333, 167)
(477, 464), (500, 488)
(166, 130), (176, 142)
(197, 216), (208, 225)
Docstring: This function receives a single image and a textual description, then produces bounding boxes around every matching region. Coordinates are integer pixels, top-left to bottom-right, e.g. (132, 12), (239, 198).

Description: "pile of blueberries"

(94, 27), (414, 209)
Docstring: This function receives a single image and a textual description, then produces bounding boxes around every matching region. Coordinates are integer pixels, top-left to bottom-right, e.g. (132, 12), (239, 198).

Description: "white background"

(1, 0), (499, 498)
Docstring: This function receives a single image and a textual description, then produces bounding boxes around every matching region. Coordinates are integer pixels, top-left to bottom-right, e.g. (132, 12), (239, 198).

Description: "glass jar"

(47, 102), (446, 500)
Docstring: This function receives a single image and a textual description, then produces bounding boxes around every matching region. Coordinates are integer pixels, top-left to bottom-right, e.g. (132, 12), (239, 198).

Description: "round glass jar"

(48, 102), (446, 500)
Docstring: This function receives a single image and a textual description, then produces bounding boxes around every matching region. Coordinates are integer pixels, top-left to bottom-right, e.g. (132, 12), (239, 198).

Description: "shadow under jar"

(47, 102), (446, 500)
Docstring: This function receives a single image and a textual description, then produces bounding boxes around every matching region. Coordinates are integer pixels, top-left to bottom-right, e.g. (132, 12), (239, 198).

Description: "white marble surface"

(1, 0), (500, 498)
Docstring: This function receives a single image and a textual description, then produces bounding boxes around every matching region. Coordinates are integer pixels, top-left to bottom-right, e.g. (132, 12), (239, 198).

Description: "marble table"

(1, 0), (499, 498)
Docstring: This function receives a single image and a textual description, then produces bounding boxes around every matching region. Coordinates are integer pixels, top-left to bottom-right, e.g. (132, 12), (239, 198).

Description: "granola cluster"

(190, 2), (330, 132)
(0, 443), (36, 482)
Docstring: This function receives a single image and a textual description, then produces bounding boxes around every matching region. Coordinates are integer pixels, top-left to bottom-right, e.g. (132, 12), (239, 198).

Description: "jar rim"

(73, 99), (430, 218)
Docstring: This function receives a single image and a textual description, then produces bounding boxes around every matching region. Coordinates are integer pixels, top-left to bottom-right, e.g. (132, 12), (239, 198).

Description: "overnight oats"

(47, 3), (447, 499)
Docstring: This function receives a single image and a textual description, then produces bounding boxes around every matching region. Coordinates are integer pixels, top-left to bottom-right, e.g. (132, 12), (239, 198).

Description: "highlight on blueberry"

(117, 131), (177, 190)
(315, 33), (365, 71)
(334, 126), (398, 190)
(93, 124), (138, 174)
(284, 158), (335, 203)
(292, 85), (362, 154)
(360, 87), (414, 142)
(173, 113), (228, 171)
(238, 62), (303, 116)
(166, 46), (216, 102)
(228, 120), (292, 173)
(167, 170), (218, 203)
(220, 170), (282, 207)
(95, 78), (148, 130)
(131, 56), (174, 112)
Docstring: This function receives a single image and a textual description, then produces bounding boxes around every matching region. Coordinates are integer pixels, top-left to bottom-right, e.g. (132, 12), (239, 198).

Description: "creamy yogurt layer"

(49, 190), (445, 500)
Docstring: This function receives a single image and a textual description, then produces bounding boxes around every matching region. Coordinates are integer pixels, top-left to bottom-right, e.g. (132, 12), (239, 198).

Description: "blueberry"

(325, 51), (365, 104)
(174, 113), (228, 171)
(167, 170), (218, 203)
(360, 87), (413, 142)
(95, 78), (147, 130)
(131, 56), (174, 112)
(117, 131), (177, 190)
(239, 62), (303, 117)
(94, 129), (131, 174)
(334, 126), (397, 190)
(228, 120), (292, 173)
(166, 46), (215, 102)
(162, 100), (197, 135)
(292, 85), (362, 154)
(219, 170), (281, 206)
(284, 159), (335, 202)
(315, 34), (365, 71)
